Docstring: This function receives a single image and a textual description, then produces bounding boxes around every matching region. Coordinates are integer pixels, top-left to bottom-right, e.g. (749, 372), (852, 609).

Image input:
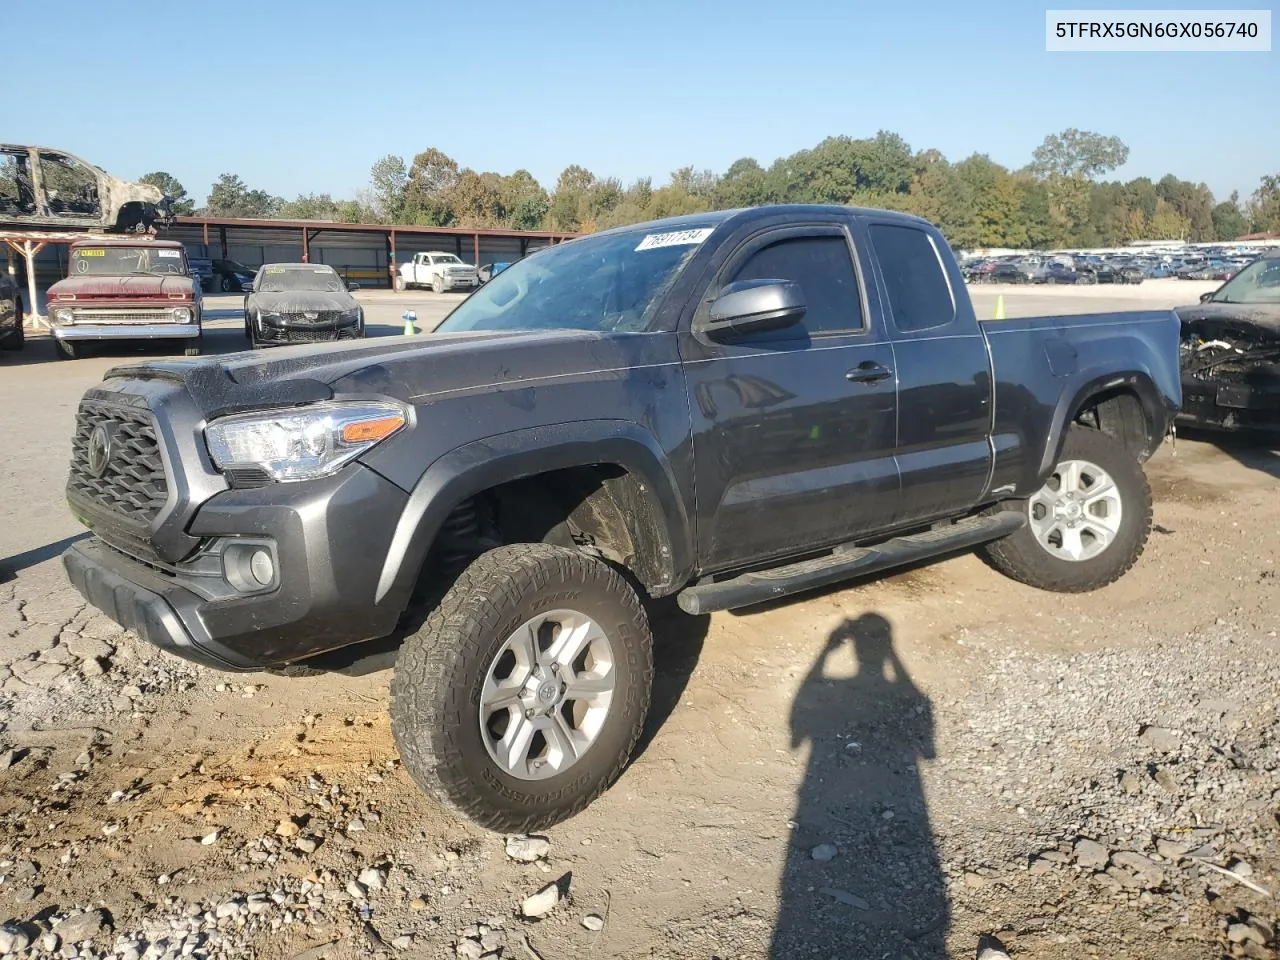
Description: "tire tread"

(390, 543), (653, 833)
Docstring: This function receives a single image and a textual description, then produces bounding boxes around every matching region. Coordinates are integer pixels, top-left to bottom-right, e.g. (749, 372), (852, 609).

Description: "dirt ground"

(0, 282), (1275, 960)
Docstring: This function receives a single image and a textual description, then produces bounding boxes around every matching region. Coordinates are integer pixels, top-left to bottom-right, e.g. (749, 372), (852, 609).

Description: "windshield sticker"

(157, 250), (181, 258)
(264, 265), (285, 273)
(634, 228), (715, 252)
(78, 249), (105, 257)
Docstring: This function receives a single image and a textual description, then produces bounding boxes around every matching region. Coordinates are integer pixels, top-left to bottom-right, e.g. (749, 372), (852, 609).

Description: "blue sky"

(6, 0), (1275, 205)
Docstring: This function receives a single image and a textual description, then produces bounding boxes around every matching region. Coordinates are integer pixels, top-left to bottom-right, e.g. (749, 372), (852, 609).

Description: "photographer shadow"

(771, 613), (949, 958)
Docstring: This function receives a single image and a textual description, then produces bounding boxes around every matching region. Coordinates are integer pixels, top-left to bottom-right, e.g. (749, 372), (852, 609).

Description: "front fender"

(374, 419), (695, 608)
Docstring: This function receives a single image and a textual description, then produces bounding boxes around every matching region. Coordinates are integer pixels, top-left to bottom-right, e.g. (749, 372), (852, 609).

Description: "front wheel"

(391, 543), (654, 833)
(979, 425), (1151, 592)
(432, 276), (446, 294)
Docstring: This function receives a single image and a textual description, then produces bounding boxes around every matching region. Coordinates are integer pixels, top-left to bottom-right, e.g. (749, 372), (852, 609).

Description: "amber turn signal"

(341, 415), (406, 444)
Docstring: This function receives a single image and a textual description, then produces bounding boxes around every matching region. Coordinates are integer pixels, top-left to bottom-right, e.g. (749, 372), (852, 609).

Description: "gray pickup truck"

(61, 205), (1180, 831)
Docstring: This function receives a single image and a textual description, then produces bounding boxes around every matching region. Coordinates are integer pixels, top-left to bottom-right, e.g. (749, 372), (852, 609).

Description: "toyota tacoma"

(61, 205), (1180, 831)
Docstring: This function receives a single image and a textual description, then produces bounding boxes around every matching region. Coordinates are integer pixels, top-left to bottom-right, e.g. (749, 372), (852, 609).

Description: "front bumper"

(257, 316), (362, 345)
(1177, 376), (1280, 433)
(53, 323), (200, 341)
(63, 464), (411, 671)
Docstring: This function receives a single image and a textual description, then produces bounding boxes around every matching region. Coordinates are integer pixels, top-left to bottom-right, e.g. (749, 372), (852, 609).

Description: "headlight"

(53, 307), (74, 324)
(172, 306), (192, 322)
(205, 401), (408, 482)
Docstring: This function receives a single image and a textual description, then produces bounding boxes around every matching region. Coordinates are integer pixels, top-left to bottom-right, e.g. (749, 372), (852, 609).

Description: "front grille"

(261, 326), (358, 344)
(71, 309), (176, 324)
(68, 400), (168, 523)
(280, 310), (343, 324)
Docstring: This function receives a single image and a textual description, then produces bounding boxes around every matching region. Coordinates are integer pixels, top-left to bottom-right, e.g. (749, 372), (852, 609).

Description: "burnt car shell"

(1176, 254), (1280, 433)
(0, 144), (174, 233)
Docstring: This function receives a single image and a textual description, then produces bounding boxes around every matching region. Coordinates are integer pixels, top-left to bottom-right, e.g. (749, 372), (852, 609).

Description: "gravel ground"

(0, 285), (1275, 959)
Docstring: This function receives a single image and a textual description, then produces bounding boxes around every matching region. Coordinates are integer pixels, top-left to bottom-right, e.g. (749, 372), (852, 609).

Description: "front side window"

(39, 152), (101, 216)
(728, 235), (864, 340)
(869, 224), (955, 332)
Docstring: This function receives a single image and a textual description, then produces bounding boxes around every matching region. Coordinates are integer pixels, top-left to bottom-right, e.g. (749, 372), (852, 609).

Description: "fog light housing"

(221, 540), (279, 594)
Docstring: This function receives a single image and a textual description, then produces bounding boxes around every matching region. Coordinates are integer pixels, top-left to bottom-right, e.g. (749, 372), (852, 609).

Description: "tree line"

(140, 128), (1280, 250)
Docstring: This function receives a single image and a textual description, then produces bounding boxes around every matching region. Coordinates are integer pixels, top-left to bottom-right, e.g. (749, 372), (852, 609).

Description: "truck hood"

(50, 275), (195, 299)
(1175, 301), (1280, 331)
(101, 329), (673, 419)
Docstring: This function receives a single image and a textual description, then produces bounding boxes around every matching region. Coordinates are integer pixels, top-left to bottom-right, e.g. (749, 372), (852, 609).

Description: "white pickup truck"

(396, 252), (479, 293)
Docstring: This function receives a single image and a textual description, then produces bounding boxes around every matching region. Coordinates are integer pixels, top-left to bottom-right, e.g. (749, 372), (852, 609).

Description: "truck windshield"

(258, 266), (345, 293)
(71, 246), (187, 276)
(1208, 258), (1280, 304)
(437, 225), (715, 334)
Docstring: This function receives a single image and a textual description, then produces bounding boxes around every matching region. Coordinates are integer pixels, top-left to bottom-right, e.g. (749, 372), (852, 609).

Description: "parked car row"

(963, 246), (1276, 287)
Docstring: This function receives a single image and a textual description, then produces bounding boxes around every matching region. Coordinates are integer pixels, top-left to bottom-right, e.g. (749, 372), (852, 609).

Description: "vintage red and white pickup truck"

(47, 238), (202, 360)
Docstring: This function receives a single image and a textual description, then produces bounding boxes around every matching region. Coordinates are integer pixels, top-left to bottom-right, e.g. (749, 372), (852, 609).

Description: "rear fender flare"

(1039, 366), (1165, 480)
(374, 420), (693, 608)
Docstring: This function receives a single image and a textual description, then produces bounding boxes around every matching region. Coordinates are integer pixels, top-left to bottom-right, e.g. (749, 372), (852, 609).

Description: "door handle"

(846, 362), (892, 384)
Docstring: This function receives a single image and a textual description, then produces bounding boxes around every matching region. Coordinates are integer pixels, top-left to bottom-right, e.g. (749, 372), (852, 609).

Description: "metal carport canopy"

(174, 216), (579, 277)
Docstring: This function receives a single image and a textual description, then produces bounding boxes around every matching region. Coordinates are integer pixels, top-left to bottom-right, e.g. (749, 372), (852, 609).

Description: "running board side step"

(676, 512), (1026, 615)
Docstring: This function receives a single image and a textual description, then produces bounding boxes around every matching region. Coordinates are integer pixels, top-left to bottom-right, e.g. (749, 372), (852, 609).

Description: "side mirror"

(347, 281), (361, 292)
(700, 279), (805, 337)
(1199, 291), (1215, 303)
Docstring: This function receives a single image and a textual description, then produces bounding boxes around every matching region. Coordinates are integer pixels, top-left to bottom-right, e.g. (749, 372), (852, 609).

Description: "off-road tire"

(390, 543), (654, 833)
(980, 425), (1151, 592)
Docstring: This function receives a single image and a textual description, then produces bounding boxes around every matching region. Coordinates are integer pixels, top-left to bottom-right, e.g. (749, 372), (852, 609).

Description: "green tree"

(1155, 175), (1214, 241)
(715, 158), (770, 209)
(277, 193), (370, 222)
(369, 154), (408, 223)
(548, 165), (595, 230)
(139, 171), (194, 216)
(497, 170), (550, 230)
(205, 173), (282, 218)
(1029, 129), (1129, 238)
(405, 148), (460, 225)
(1248, 174), (1280, 233)
(1212, 192), (1248, 240)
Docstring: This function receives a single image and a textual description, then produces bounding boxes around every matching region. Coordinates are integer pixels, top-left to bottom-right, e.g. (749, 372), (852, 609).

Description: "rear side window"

(869, 224), (955, 332)
(730, 235), (863, 339)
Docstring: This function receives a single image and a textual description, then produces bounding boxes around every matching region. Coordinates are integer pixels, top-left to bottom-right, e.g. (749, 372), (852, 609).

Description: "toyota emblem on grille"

(86, 424), (114, 478)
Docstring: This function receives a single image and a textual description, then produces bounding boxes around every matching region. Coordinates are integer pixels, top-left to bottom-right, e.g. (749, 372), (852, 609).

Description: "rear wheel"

(395, 276), (407, 292)
(391, 543), (654, 832)
(980, 426), (1151, 592)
